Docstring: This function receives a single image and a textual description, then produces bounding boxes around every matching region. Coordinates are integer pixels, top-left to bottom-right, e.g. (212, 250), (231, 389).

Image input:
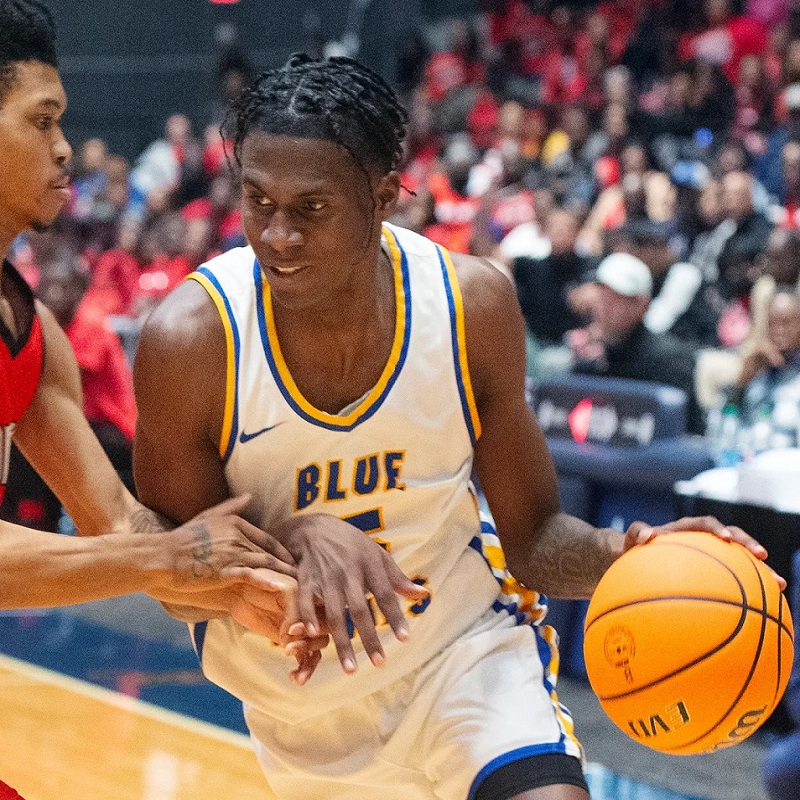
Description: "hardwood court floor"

(0, 653), (275, 800)
(0, 602), (768, 800)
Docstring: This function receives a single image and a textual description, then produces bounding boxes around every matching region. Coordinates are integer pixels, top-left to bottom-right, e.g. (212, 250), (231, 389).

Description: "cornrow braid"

(0, 0), (58, 102)
(222, 53), (408, 180)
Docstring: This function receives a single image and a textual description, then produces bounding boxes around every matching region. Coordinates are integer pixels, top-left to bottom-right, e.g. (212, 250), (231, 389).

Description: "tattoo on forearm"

(190, 523), (215, 578)
(129, 503), (173, 535)
(528, 515), (620, 599)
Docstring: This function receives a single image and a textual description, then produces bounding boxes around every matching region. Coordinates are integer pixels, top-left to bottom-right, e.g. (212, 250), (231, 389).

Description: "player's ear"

(375, 171), (401, 221)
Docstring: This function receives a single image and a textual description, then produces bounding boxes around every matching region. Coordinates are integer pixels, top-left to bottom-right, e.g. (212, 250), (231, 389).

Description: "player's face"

(0, 61), (71, 246)
(239, 131), (398, 310)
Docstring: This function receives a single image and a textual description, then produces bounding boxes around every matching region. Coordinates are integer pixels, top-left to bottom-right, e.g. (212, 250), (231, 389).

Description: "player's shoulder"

(450, 250), (520, 318)
(386, 223), (515, 310)
(195, 244), (255, 276)
(143, 246), (253, 339)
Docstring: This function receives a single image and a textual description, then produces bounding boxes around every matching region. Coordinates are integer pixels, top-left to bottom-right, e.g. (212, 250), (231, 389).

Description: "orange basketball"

(583, 531), (794, 755)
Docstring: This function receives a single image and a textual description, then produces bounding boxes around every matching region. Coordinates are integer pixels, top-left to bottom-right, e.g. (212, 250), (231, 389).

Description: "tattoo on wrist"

(191, 523), (214, 578)
(129, 503), (173, 535)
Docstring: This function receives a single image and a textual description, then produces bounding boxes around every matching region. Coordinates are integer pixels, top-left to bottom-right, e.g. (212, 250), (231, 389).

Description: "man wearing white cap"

(569, 252), (703, 433)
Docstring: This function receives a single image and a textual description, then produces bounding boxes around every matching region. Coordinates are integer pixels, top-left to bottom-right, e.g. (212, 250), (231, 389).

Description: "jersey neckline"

(254, 225), (412, 431)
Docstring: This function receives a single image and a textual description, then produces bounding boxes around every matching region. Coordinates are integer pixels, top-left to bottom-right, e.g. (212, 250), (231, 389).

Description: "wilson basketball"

(583, 531), (794, 755)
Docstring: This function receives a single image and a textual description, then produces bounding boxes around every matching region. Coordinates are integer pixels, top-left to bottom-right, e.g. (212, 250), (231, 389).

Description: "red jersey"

(0, 260), (44, 504)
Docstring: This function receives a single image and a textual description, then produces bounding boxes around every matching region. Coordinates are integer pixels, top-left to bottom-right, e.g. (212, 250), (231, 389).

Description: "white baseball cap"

(595, 252), (653, 297)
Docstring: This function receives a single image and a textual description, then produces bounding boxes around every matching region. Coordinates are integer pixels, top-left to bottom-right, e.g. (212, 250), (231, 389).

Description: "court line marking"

(0, 652), (253, 749)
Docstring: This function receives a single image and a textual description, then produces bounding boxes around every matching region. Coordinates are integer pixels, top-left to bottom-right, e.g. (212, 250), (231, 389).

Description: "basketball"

(583, 531), (794, 755)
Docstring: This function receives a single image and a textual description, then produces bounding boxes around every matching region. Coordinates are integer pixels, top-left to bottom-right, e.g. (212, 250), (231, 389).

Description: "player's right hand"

(160, 495), (298, 592)
(278, 513), (429, 676)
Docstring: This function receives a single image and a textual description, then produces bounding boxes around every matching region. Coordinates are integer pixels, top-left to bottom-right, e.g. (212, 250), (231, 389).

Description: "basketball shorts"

(245, 611), (586, 800)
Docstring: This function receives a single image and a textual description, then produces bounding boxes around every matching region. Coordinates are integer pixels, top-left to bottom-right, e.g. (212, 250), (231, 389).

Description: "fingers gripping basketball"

(583, 531), (794, 755)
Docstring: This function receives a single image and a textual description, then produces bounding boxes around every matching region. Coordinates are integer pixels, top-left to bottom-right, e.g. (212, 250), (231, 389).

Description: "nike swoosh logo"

(239, 422), (285, 444)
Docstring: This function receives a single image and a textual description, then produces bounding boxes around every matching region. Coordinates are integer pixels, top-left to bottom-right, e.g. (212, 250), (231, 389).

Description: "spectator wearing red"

(485, 0), (554, 77)
(181, 174), (243, 258)
(424, 134), (482, 254)
(85, 217), (143, 317)
(135, 212), (192, 311)
(540, 8), (590, 106)
(595, 0), (646, 63)
(422, 18), (484, 104)
(678, 0), (767, 84)
(36, 246), (137, 490)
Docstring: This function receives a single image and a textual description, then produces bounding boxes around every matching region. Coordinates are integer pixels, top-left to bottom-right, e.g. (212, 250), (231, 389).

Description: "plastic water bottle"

(750, 405), (774, 456)
(715, 403), (743, 467)
(771, 400), (800, 449)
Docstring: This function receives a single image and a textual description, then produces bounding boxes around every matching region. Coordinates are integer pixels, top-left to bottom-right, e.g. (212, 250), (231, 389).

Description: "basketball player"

(133, 54), (776, 800)
(0, 0), (313, 634)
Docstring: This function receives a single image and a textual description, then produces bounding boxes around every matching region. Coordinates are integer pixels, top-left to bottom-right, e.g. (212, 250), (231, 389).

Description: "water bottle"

(715, 403), (743, 467)
(771, 399), (800, 449)
(750, 405), (774, 456)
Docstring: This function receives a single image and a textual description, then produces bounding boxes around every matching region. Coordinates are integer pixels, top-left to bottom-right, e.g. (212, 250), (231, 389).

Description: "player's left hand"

(276, 513), (430, 676)
(624, 516), (787, 590)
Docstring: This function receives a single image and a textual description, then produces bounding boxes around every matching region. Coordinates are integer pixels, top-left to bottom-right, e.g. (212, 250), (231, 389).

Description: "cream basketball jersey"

(187, 223), (549, 724)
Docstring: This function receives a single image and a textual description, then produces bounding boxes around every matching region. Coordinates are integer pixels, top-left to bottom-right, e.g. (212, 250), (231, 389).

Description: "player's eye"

(35, 116), (54, 131)
(306, 200), (325, 211)
(254, 195), (272, 208)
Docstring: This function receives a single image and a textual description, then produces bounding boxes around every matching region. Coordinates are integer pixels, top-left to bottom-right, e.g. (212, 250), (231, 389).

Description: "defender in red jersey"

(0, 1), (315, 648)
(0, 261), (43, 503)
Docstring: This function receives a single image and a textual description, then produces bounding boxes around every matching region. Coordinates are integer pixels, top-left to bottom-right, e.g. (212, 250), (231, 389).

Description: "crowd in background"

(6, 3), (800, 796)
(11, 0), (800, 506)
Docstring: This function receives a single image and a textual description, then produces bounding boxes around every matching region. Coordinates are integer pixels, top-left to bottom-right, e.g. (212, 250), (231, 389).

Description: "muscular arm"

(459, 255), (624, 598)
(3, 298), (292, 615)
(0, 518), (171, 607)
(14, 302), (137, 535)
(133, 279), (240, 619)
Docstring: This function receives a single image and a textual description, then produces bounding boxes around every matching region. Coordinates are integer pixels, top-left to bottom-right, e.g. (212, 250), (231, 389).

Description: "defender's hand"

(280, 514), (429, 675)
(159, 495), (297, 592)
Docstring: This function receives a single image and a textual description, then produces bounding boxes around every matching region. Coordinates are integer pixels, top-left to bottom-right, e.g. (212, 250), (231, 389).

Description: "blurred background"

(4, 1), (800, 798)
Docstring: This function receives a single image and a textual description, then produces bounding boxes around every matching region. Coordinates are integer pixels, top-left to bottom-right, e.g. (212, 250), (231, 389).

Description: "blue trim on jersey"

(196, 266), (240, 462)
(192, 621), (208, 662)
(253, 251), (413, 431)
(467, 743), (572, 800)
(436, 245), (478, 445)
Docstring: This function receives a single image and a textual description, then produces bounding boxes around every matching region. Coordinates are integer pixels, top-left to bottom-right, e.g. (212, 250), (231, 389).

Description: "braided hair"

(0, 0), (58, 102)
(223, 53), (408, 181)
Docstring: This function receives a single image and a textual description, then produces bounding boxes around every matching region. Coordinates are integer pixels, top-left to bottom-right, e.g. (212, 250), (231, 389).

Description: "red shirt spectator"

(65, 301), (137, 441)
(137, 252), (191, 302)
(36, 248), (137, 442)
(678, 11), (767, 83)
(486, 0), (554, 76)
(86, 247), (140, 316)
(424, 52), (469, 104)
(425, 171), (480, 254)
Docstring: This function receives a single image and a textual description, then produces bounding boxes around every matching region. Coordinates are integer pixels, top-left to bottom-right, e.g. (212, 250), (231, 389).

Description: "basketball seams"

(591, 596), (749, 702)
(671, 552), (770, 753)
(586, 595), (788, 634)
(585, 540), (749, 635)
